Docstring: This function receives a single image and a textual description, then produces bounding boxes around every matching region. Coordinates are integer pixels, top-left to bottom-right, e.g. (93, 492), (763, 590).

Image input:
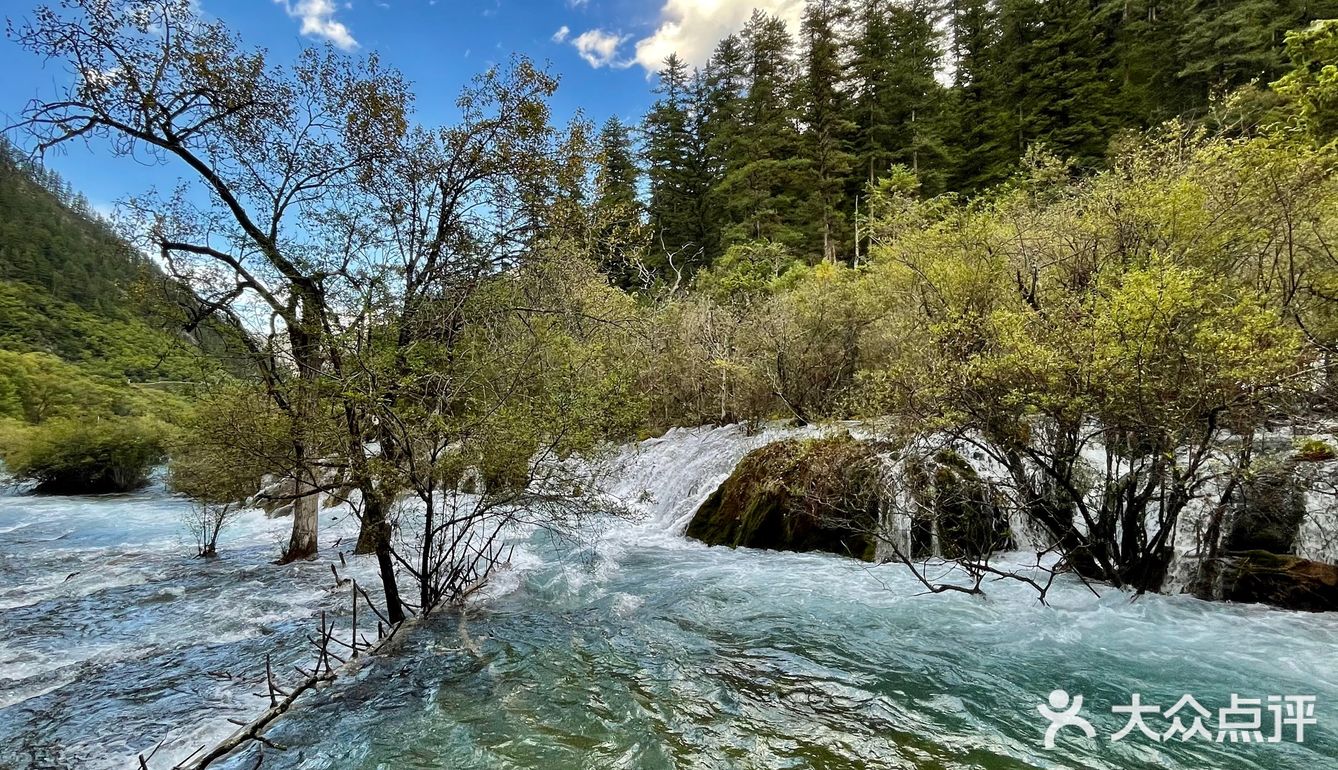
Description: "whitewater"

(1, 425), (1336, 769)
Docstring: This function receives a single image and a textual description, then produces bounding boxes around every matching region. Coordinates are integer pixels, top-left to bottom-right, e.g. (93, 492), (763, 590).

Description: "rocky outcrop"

(905, 449), (1011, 559)
(1225, 460), (1309, 554)
(685, 433), (882, 561)
(250, 474), (298, 517)
(1213, 551), (1338, 612)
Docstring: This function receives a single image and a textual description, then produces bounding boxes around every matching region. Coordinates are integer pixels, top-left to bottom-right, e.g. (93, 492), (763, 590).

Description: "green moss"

(903, 449), (1010, 559)
(1295, 437), (1337, 462)
(685, 433), (881, 561)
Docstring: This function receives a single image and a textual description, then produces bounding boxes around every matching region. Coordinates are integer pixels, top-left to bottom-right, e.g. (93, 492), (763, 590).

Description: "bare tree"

(10, 0), (410, 562)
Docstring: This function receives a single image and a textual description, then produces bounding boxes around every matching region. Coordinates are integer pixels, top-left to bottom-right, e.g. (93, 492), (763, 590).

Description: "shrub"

(1295, 437), (1337, 462)
(166, 385), (293, 555)
(0, 416), (168, 494)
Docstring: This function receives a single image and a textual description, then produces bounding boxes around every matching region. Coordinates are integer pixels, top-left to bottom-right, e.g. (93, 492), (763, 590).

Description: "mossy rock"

(1295, 438), (1337, 462)
(1226, 462), (1307, 554)
(1218, 551), (1338, 612)
(685, 433), (881, 561)
(906, 449), (1011, 559)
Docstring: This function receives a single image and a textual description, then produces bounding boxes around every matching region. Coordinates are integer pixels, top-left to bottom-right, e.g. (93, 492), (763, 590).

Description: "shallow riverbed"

(2, 426), (1337, 770)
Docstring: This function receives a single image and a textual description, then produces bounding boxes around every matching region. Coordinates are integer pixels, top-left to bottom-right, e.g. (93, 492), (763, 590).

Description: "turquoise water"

(209, 525), (1338, 770)
(3, 427), (1337, 770)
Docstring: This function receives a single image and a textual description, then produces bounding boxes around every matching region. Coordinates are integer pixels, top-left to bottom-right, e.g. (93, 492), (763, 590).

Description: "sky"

(0, 0), (804, 216)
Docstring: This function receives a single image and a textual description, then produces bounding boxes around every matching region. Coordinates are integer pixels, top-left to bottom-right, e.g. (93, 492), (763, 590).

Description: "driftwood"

(165, 579), (413, 770)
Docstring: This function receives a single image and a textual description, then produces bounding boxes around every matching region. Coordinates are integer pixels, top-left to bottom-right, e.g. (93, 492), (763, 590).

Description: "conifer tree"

(850, 0), (950, 193)
(594, 116), (644, 288)
(644, 54), (701, 275)
(1025, 0), (1119, 170)
(1103, 1), (1193, 126)
(1179, 0), (1338, 103)
(946, 0), (1013, 191)
(717, 11), (808, 249)
(798, 0), (856, 261)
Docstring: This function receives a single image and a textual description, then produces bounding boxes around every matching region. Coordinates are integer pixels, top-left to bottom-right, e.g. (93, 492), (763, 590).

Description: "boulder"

(905, 449), (1010, 559)
(1218, 551), (1338, 612)
(685, 433), (881, 561)
(251, 474), (298, 516)
(1225, 461), (1307, 554)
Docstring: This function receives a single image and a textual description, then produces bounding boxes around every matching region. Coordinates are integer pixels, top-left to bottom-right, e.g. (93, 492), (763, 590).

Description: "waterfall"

(598, 424), (1047, 557)
(599, 423), (818, 535)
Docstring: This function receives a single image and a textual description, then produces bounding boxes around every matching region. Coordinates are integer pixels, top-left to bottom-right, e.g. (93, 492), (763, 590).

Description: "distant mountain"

(0, 138), (236, 385)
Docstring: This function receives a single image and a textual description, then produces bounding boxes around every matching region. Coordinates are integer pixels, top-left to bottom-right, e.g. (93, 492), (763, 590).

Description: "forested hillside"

(0, 139), (227, 386)
(618, 0), (1338, 279)
(0, 137), (231, 491)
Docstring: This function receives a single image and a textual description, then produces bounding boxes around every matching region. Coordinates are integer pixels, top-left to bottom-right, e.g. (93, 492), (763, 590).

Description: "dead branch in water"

(165, 580), (410, 770)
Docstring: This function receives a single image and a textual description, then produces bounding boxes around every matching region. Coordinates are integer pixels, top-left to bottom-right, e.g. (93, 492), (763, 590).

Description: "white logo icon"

(1038, 689), (1097, 749)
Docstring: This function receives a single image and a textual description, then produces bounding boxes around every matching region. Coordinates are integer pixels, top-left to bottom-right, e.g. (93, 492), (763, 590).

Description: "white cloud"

(572, 28), (631, 69)
(274, 0), (359, 51)
(634, 0), (804, 72)
(552, 25), (570, 43)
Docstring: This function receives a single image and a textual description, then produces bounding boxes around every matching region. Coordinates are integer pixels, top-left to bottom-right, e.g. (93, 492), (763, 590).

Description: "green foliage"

(0, 281), (219, 382)
(1273, 19), (1338, 140)
(0, 349), (193, 425)
(632, 0), (1338, 272)
(167, 385), (293, 504)
(0, 416), (168, 494)
(1295, 437), (1337, 462)
(0, 137), (151, 314)
(694, 241), (804, 303)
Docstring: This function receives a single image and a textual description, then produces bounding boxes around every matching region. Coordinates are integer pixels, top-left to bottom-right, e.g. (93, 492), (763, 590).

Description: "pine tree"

(992, 0), (1118, 173)
(1103, 1), (1194, 125)
(946, 0), (1014, 190)
(798, 0), (857, 261)
(593, 116), (644, 288)
(703, 34), (749, 181)
(717, 11), (808, 249)
(1027, 0), (1119, 170)
(700, 34), (749, 263)
(644, 54), (701, 275)
(596, 116), (640, 214)
(1179, 0), (1338, 104)
(849, 0), (950, 193)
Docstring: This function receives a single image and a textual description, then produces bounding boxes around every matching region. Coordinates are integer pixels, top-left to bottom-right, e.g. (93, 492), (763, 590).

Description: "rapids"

(2, 425), (1336, 769)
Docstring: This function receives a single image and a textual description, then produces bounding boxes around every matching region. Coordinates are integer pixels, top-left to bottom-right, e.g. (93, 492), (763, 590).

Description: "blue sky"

(0, 0), (804, 215)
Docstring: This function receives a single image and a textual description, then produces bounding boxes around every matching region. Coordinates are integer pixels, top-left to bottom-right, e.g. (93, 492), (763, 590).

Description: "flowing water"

(3, 426), (1338, 770)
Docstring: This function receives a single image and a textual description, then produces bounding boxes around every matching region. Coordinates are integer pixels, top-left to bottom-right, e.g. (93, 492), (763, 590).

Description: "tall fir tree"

(596, 116), (640, 214)
(1103, 1), (1194, 126)
(849, 0), (950, 193)
(798, 0), (857, 261)
(947, 0), (1014, 191)
(593, 116), (644, 289)
(1179, 0), (1338, 104)
(717, 11), (809, 249)
(644, 54), (705, 276)
(1026, 0), (1119, 170)
(700, 34), (749, 263)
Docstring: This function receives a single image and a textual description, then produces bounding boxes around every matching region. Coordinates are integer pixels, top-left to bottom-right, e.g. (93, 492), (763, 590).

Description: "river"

(2, 426), (1336, 769)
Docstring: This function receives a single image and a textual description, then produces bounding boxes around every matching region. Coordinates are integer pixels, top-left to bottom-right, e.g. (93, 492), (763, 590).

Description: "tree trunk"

(359, 487), (405, 624)
(282, 303), (324, 562)
(285, 473), (319, 560)
(355, 497), (381, 555)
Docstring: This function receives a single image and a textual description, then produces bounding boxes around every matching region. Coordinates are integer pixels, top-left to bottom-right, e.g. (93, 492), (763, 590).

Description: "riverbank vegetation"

(6, 0), (1338, 619)
(0, 136), (237, 492)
